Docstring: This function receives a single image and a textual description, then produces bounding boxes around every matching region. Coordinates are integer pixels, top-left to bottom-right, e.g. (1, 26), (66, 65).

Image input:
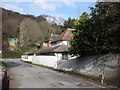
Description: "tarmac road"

(3, 59), (108, 88)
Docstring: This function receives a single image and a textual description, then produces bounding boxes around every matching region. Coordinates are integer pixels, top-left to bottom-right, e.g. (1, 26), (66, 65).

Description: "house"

(21, 28), (76, 67)
(35, 28), (75, 60)
(51, 28), (75, 47)
(8, 38), (18, 50)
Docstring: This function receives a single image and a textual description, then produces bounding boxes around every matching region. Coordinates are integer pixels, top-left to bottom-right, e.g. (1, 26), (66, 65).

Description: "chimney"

(51, 33), (53, 37)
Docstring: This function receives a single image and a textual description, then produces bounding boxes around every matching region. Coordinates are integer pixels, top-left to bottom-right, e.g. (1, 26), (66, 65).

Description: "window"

(62, 53), (68, 60)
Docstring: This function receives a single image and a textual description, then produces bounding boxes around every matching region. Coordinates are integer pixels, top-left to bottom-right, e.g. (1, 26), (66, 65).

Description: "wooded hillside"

(1, 8), (63, 52)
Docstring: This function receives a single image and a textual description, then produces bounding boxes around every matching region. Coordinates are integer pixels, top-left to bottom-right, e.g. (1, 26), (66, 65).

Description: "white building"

(35, 28), (75, 61)
(50, 28), (74, 47)
(23, 28), (76, 61)
(21, 28), (76, 67)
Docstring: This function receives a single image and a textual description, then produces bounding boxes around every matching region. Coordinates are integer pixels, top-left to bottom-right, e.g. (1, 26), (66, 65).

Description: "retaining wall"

(57, 54), (120, 86)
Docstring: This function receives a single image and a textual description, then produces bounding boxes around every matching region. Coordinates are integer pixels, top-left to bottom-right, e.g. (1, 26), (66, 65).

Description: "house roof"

(24, 49), (39, 55)
(26, 44), (69, 55)
(51, 28), (75, 43)
(8, 38), (18, 43)
(49, 35), (59, 41)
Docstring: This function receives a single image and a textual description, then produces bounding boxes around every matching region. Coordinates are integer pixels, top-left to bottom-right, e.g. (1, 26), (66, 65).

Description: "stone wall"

(57, 54), (120, 86)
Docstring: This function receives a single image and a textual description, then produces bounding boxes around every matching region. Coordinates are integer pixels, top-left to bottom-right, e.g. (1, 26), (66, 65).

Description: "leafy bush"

(2, 51), (23, 58)
(69, 2), (120, 56)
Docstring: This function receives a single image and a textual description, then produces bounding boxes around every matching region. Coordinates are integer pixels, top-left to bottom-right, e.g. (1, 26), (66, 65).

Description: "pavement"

(3, 59), (109, 88)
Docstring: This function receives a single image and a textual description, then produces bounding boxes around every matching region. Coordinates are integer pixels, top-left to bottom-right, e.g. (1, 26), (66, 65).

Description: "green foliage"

(61, 17), (76, 32)
(2, 51), (23, 58)
(69, 2), (120, 56)
(64, 17), (75, 28)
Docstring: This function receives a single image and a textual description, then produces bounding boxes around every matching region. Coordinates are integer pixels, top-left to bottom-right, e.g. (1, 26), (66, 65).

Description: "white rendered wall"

(28, 56), (34, 62)
(55, 53), (62, 61)
(32, 55), (58, 68)
(51, 41), (62, 47)
(21, 55), (33, 62)
(51, 40), (70, 47)
(62, 41), (68, 46)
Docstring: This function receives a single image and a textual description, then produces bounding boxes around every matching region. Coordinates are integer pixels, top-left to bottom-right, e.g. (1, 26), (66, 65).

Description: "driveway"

(3, 59), (108, 88)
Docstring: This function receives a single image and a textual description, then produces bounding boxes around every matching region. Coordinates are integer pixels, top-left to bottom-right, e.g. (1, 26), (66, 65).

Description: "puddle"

(76, 83), (93, 87)
(50, 82), (64, 87)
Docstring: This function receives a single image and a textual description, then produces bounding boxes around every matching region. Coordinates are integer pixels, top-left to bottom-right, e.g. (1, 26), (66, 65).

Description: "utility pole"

(118, 55), (120, 86)
(0, 8), (2, 59)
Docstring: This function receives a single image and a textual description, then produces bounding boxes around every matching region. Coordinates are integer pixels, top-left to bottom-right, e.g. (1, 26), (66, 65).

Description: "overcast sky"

(0, 0), (97, 19)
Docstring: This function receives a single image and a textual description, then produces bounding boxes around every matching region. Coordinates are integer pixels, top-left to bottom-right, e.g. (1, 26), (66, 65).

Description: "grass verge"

(2, 51), (23, 58)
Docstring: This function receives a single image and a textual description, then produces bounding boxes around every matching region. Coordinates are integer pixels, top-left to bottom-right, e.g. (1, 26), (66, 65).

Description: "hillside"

(1, 8), (64, 52)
